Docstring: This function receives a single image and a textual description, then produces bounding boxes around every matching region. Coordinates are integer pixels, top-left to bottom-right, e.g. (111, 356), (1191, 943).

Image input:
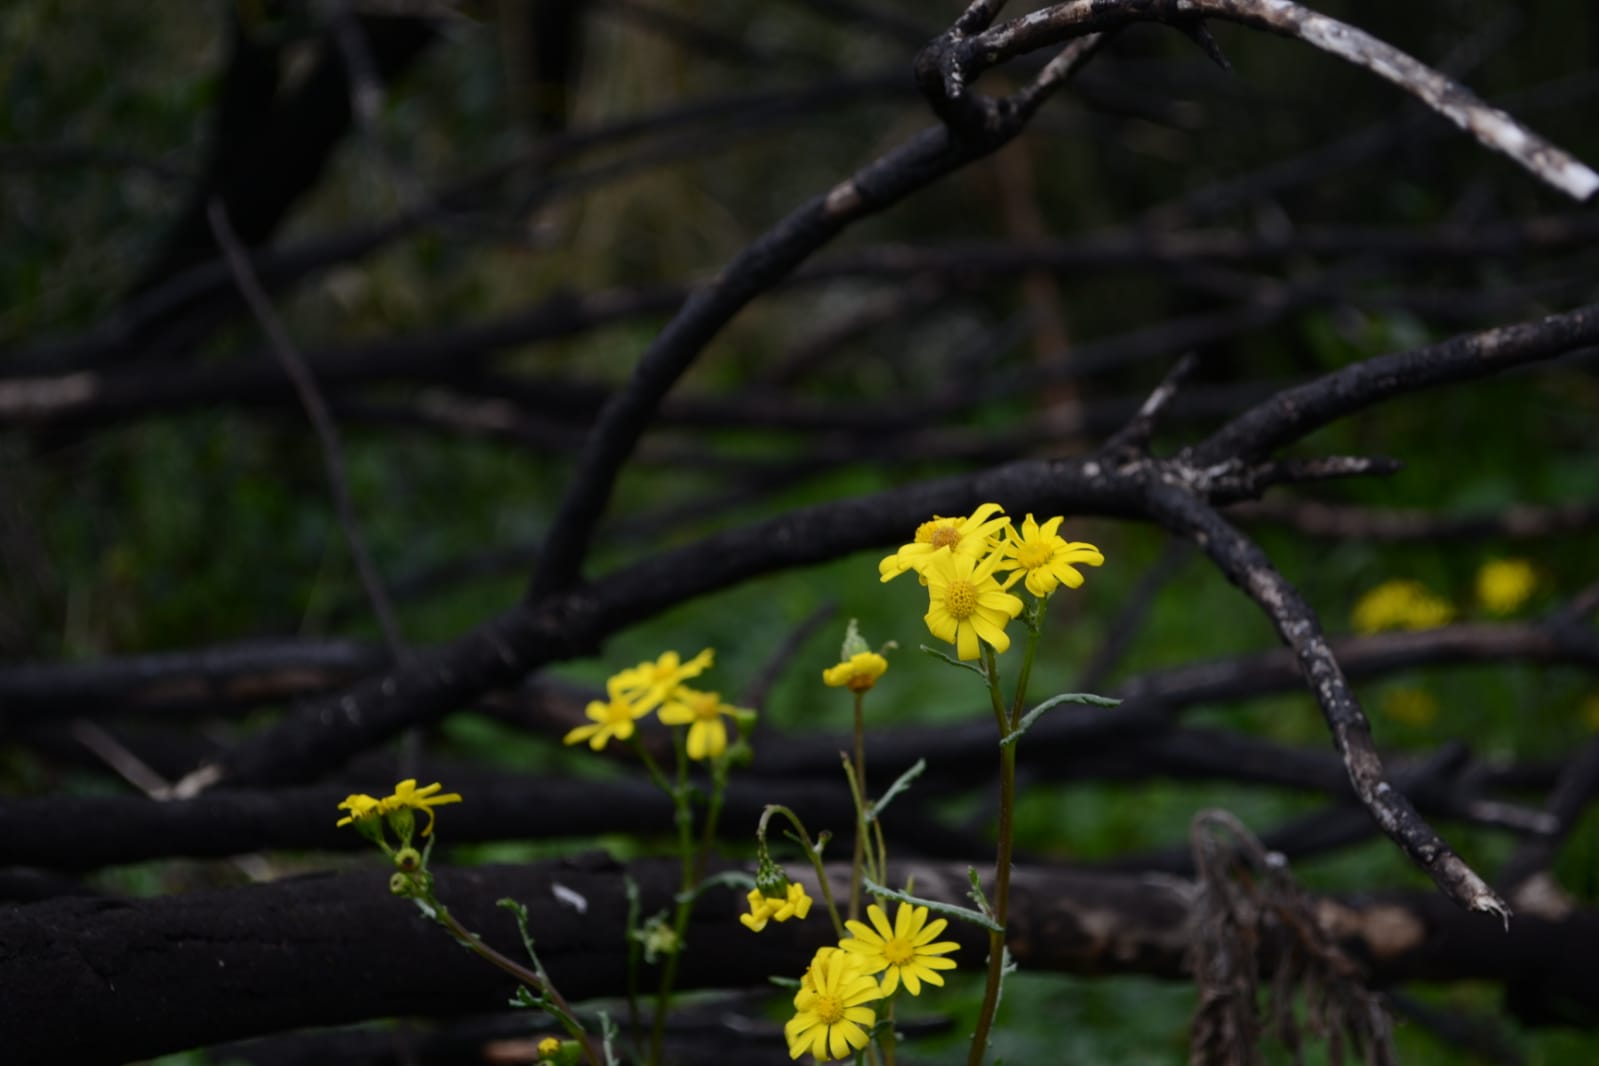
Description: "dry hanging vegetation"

(2, 2), (1599, 1064)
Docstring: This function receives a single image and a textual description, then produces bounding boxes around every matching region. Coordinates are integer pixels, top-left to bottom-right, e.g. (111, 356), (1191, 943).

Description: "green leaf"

(1001, 692), (1122, 747)
(861, 876), (1004, 933)
(683, 869), (756, 901)
(919, 643), (987, 679)
(497, 897), (540, 964)
(870, 758), (926, 820)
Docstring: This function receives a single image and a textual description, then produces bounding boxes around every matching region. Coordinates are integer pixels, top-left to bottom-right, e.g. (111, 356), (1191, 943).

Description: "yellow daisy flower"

(1476, 558), (1536, 615)
(657, 686), (740, 760)
(381, 779), (463, 837)
(922, 548), (1024, 660)
(335, 792), (383, 828)
(997, 513), (1104, 597)
(839, 902), (959, 996)
(821, 652), (889, 693)
(609, 648), (714, 712)
(785, 947), (881, 1061)
(563, 678), (652, 750)
(878, 502), (1011, 583)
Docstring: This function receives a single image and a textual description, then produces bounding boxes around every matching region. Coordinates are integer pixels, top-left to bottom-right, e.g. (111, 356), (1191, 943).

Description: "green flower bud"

(389, 872), (411, 896)
(839, 618), (871, 660)
(753, 853), (791, 900)
(395, 847), (422, 873)
(386, 805), (416, 845)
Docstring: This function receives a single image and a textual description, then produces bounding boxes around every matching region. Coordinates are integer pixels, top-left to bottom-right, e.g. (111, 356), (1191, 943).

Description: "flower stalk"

(850, 690), (868, 920)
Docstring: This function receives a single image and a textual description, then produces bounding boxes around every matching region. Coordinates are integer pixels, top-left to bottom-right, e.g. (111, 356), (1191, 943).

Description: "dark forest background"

(3, 2), (1599, 1063)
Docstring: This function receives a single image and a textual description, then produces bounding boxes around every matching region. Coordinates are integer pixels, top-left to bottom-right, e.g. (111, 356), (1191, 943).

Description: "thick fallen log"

(3, 856), (1592, 1064)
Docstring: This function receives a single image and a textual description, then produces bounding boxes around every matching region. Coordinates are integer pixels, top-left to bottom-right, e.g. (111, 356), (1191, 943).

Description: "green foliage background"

(3, 1), (1598, 1063)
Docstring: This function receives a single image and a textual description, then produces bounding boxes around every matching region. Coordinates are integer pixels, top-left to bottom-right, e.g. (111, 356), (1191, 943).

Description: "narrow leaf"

(862, 876), (1004, 933)
(919, 643), (987, 678)
(870, 758), (926, 820)
(1001, 692), (1122, 747)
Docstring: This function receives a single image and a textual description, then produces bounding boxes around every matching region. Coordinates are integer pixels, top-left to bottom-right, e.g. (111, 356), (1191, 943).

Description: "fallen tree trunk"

(2, 856), (1592, 1063)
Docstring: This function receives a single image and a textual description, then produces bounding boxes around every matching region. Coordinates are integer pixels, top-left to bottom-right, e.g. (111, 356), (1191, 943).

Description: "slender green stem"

(650, 731), (697, 1065)
(849, 690), (868, 921)
(693, 756), (730, 883)
(981, 649), (1008, 734)
(435, 907), (603, 1066)
(761, 804), (846, 938)
(840, 755), (878, 921)
(881, 996), (899, 1066)
(1009, 599), (1046, 722)
(871, 814), (890, 904)
(624, 879), (643, 1054)
(630, 736), (674, 798)
(967, 641), (1020, 1066)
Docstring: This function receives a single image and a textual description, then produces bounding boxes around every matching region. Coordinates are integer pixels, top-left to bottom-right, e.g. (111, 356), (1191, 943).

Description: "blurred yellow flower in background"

(1351, 579), (1454, 635)
(1582, 693), (1599, 733)
(822, 651), (889, 693)
(1476, 558), (1536, 615)
(657, 686), (741, 760)
(563, 678), (652, 750)
(609, 648), (714, 712)
(1379, 687), (1438, 728)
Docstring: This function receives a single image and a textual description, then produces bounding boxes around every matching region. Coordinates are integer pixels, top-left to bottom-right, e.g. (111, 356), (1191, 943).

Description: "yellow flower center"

(913, 519), (939, 544)
(944, 579), (977, 619)
(883, 938), (915, 966)
(1016, 541), (1052, 569)
(929, 524), (961, 550)
(811, 993), (846, 1025)
(690, 694), (720, 720)
(604, 699), (635, 723)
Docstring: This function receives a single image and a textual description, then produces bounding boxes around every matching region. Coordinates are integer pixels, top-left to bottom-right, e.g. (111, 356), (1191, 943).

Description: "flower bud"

(386, 805), (416, 845)
(839, 618), (871, 660)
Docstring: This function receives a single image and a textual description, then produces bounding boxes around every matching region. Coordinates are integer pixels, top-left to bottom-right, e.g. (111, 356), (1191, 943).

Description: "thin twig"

(205, 199), (407, 660)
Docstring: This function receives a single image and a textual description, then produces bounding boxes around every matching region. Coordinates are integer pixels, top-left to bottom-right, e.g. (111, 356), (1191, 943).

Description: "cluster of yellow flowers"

(562, 649), (748, 761)
(336, 778), (463, 838)
(879, 503), (1104, 660)
(1350, 579), (1454, 635)
(739, 881), (813, 932)
(1353, 559), (1537, 636)
(785, 903), (960, 1061)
